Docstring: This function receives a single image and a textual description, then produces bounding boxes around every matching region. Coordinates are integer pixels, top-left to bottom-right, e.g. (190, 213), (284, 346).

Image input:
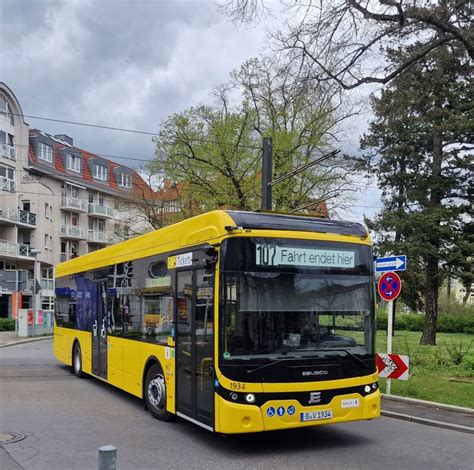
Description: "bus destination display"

(256, 243), (355, 268)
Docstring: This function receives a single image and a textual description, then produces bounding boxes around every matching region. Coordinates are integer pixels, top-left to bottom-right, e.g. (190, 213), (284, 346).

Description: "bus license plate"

(300, 410), (333, 422)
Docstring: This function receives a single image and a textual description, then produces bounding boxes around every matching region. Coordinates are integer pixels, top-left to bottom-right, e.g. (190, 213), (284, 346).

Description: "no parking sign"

(377, 272), (402, 301)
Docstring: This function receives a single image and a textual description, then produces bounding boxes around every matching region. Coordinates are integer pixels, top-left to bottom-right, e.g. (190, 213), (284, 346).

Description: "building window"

(0, 165), (14, 192)
(0, 97), (14, 126)
(89, 192), (94, 204)
(38, 142), (53, 163)
(44, 203), (49, 218)
(71, 214), (78, 226)
(94, 164), (108, 181)
(98, 194), (105, 206)
(44, 234), (49, 249)
(119, 173), (132, 188)
(67, 154), (81, 172)
(0, 132), (14, 146)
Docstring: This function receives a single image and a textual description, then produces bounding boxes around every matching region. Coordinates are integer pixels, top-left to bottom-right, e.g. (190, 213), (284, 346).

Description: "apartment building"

(0, 82), (156, 318)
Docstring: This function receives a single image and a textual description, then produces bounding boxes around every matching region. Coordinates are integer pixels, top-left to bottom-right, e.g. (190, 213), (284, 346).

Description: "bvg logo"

(308, 392), (322, 404)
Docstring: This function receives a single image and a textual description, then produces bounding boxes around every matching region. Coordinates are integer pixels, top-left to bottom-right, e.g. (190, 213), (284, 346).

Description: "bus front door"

(176, 269), (214, 429)
(92, 281), (108, 379)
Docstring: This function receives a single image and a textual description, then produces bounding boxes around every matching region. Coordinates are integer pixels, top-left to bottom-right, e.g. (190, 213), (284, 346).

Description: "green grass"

(376, 330), (474, 408)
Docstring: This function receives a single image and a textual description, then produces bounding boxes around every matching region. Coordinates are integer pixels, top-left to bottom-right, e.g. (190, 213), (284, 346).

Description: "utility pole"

(261, 147), (340, 212)
(261, 137), (272, 210)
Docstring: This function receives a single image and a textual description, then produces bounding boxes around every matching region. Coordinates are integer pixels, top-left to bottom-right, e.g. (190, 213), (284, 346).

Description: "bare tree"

(222, 1), (473, 89)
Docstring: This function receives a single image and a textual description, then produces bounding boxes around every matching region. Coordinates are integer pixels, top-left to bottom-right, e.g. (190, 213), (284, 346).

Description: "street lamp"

(30, 248), (41, 337)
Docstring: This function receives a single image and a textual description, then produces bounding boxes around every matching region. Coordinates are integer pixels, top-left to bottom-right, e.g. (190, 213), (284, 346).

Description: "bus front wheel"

(145, 364), (173, 421)
(73, 343), (84, 378)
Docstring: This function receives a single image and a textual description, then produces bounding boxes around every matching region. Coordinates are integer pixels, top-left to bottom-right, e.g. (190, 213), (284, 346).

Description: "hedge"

(0, 318), (15, 331)
(376, 312), (474, 334)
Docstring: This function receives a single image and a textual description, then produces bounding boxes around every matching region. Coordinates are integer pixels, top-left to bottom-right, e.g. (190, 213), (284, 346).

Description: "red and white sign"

(378, 272), (402, 301)
(376, 353), (409, 380)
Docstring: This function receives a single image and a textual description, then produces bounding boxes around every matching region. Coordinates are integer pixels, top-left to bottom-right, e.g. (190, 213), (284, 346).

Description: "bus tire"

(145, 364), (173, 421)
(73, 342), (84, 378)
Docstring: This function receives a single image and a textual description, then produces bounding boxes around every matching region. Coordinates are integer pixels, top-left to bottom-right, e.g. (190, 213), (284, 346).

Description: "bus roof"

(55, 210), (368, 277)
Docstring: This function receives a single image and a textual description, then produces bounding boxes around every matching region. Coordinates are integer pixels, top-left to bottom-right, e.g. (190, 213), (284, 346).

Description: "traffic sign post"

(377, 272), (403, 395)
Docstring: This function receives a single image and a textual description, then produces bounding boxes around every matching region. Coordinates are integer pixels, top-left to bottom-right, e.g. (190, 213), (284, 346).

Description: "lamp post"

(30, 248), (41, 337)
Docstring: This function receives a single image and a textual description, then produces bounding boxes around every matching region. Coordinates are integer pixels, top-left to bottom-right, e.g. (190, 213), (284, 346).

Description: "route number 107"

(256, 244), (277, 266)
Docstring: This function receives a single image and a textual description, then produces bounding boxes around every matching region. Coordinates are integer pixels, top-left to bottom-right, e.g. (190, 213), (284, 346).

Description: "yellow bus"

(54, 210), (380, 433)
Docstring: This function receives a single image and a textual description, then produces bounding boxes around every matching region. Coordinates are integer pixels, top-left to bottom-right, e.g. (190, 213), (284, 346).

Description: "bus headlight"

(245, 393), (256, 404)
(364, 385), (371, 393)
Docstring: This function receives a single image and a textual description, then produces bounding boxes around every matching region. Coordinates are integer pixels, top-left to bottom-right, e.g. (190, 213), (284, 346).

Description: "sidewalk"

(0, 331), (52, 347)
(381, 394), (473, 433)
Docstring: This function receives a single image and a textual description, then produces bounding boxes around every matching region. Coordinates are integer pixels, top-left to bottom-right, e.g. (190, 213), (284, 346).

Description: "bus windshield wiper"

(325, 349), (369, 369)
(246, 357), (293, 374)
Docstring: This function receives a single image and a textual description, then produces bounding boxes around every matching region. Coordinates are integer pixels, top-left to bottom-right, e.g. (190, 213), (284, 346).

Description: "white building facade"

(0, 82), (155, 319)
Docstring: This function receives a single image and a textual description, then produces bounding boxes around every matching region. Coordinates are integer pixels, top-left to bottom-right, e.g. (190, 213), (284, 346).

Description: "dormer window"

(38, 142), (53, 163)
(66, 154), (81, 172)
(119, 173), (132, 188)
(94, 163), (108, 181)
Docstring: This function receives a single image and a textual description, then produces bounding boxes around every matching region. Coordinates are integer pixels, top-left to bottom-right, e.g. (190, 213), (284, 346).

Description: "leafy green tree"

(360, 44), (472, 345)
(150, 57), (355, 215)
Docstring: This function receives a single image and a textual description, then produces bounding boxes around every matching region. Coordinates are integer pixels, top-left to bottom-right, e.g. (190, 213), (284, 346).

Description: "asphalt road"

(1, 340), (472, 470)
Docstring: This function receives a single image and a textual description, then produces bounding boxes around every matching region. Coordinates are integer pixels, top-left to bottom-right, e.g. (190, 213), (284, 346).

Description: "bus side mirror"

(204, 247), (218, 266)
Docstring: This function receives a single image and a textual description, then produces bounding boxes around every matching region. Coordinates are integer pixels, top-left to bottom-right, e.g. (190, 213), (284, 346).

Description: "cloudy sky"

(0, 0), (381, 221)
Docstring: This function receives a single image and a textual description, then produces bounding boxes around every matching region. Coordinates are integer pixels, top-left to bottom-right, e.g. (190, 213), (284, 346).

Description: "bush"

(0, 318), (15, 331)
(376, 311), (474, 334)
(445, 340), (473, 365)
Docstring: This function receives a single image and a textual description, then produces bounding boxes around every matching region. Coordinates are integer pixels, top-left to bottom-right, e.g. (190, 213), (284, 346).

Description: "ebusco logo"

(302, 370), (328, 377)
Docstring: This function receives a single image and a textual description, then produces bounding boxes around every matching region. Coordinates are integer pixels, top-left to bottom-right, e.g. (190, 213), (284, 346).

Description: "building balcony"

(0, 206), (37, 228)
(0, 177), (14, 192)
(87, 230), (114, 244)
(60, 196), (87, 212)
(1, 144), (16, 161)
(88, 203), (114, 219)
(60, 224), (84, 239)
(0, 240), (33, 259)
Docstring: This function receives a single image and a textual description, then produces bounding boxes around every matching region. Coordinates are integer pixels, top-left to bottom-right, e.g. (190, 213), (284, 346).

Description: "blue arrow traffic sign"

(375, 255), (407, 272)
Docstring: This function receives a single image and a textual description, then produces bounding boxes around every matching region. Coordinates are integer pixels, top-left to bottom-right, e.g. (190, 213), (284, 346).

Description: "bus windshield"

(220, 238), (375, 362)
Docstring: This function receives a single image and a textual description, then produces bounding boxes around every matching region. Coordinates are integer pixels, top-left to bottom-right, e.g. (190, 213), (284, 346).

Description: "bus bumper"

(216, 389), (380, 434)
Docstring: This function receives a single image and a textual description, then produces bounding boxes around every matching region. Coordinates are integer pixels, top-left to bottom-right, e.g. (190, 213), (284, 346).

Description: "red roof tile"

(28, 129), (155, 199)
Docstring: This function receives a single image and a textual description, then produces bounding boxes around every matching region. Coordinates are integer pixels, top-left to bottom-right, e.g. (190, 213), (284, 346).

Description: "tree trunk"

(420, 129), (443, 345)
(462, 282), (471, 306)
(421, 254), (440, 345)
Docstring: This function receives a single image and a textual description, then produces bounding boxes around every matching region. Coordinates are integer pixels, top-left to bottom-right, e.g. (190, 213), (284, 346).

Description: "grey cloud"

(0, 0), (265, 168)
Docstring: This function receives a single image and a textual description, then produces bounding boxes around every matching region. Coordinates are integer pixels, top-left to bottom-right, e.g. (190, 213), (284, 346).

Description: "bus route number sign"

(255, 243), (355, 269)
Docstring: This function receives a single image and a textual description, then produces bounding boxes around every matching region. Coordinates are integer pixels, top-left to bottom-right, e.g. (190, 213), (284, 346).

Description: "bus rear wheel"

(145, 364), (173, 421)
(73, 343), (84, 378)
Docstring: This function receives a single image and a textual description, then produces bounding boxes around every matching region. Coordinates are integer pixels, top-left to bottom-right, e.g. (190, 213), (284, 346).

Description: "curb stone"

(382, 393), (474, 414)
(381, 410), (474, 434)
(0, 335), (53, 348)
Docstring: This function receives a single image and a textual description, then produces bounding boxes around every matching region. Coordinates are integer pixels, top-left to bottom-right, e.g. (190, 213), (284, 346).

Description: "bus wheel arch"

(72, 339), (84, 378)
(143, 358), (174, 422)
